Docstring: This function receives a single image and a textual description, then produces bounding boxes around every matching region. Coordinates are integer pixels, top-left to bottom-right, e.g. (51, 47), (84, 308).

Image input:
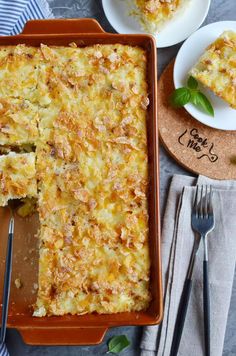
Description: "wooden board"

(158, 60), (236, 180)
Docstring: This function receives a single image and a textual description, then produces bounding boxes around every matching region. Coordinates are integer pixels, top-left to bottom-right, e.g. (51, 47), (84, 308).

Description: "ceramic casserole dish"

(0, 18), (162, 345)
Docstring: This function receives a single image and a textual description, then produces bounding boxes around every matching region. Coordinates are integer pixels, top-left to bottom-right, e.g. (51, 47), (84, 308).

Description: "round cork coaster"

(158, 60), (236, 180)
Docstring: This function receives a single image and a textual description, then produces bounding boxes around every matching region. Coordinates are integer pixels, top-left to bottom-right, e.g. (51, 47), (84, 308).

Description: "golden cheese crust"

(35, 44), (150, 316)
(133, 0), (190, 33)
(0, 45), (41, 102)
(190, 31), (236, 108)
(0, 43), (151, 316)
(0, 152), (37, 206)
(0, 98), (38, 145)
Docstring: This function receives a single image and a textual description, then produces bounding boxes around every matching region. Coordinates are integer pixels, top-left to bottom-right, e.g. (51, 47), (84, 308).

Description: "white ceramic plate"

(174, 21), (236, 131)
(102, 0), (211, 48)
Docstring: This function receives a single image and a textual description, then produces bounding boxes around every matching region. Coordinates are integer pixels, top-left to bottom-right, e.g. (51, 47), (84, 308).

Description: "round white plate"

(174, 21), (236, 131)
(102, 0), (211, 48)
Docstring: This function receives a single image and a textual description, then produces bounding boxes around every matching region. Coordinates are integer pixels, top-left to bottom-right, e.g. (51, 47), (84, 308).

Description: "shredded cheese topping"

(132, 0), (191, 33)
(0, 152), (37, 206)
(190, 31), (236, 109)
(0, 43), (151, 316)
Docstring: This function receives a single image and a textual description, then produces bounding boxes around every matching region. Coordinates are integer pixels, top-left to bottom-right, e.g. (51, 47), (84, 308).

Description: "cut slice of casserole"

(189, 31), (236, 109)
(0, 98), (38, 145)
(134, 0), (191, 33)
(0, 152), (37, 206)
(0, 45), (40, 102)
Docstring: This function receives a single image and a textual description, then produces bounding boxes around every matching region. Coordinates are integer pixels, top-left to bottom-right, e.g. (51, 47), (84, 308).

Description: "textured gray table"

(6, 1), (236, 355)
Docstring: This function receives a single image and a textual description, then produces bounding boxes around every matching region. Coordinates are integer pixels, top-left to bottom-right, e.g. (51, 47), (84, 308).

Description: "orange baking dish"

(0, 18), (162, 345)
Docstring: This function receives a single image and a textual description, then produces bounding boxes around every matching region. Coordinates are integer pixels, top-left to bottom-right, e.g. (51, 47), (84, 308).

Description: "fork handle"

(203, 260), (210, 356)
(170, 278), (193, 356)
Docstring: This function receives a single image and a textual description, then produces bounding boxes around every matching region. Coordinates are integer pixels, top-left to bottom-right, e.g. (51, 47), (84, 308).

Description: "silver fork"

(192, 185), (215, 356)
(170, 185), (215, 356)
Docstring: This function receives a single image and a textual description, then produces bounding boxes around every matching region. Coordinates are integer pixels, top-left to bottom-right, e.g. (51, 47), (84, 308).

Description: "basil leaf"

(107, 335), (130, 354)
(190, 90), (199, 105)
(170, 87), (191, 107)
(187, 76), (198, 89)
(193, 91), (214, 117)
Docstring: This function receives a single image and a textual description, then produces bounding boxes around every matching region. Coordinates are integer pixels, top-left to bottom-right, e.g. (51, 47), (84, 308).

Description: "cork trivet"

(158, 60), (236, 180)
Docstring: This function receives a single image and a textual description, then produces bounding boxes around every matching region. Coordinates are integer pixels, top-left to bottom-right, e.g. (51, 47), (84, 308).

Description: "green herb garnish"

(170, 76), (214, 117)
(187, 75), (198, 89)
(107, 335), (131, 354)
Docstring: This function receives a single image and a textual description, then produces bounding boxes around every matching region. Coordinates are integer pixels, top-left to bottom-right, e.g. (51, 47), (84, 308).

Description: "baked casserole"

(0, 152), (37, 206)
(0, 43), (151, 316)
(190, 31), (236, 109)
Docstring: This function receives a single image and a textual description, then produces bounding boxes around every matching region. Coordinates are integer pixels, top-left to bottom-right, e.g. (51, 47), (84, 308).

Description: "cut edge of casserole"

(189, 30), (236, 109)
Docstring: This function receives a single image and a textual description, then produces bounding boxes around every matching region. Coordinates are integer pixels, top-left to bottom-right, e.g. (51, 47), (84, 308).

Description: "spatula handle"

(0, 217), (14, 344)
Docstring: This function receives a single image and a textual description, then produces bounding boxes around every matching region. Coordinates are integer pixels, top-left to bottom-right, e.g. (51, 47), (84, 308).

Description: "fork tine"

(193, 185), (199, 216)
(204, 185), (208, 218)
(208, 185), (213, 214)
(199, 185), (204, 218)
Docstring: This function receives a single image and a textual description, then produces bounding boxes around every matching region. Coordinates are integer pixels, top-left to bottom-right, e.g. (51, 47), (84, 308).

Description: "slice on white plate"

(102, 0), (211, 48)
(174, 21), (236, 131)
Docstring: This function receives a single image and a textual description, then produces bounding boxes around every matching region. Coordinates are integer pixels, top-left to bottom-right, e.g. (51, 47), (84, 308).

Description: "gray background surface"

(6, 0), (236, 355)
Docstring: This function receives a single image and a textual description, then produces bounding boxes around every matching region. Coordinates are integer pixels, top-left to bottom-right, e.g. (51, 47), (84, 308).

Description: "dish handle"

(20, 19), (106, 35)
(18, 326), (108, 345)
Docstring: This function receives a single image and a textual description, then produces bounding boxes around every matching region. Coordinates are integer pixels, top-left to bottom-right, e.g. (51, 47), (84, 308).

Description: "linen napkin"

(0, 0), (53, 36)
(141, 175), (236, 356)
